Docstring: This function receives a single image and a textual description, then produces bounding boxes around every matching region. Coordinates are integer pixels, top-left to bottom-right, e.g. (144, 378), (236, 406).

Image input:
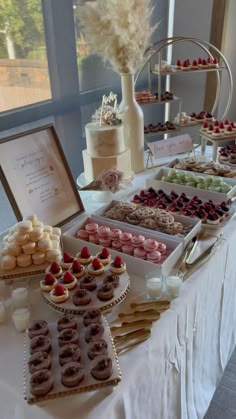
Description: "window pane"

(0, 0), (51, 112)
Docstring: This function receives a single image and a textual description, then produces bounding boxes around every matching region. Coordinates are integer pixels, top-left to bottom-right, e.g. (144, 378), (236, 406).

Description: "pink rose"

(100, 169), (123, 192)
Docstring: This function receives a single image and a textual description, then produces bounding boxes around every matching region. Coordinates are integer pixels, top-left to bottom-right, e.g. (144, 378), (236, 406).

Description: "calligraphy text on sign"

(147, 134), (193, 159)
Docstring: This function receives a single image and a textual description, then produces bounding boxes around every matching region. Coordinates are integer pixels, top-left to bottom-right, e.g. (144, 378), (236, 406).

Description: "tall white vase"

(119, 73), (144, 173)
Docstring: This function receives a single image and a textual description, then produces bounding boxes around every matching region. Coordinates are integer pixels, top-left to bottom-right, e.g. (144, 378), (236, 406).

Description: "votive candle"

(12, 307), (30, 332)
(146, 277), (163, 300)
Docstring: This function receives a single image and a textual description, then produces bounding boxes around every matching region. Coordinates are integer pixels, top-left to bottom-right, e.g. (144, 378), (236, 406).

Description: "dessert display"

(175, 56), (219, 70)
(132, 187), (231, 225)
(219, 145), (236, 165)
(82, 93), (131, 182)
(200, 119), (236, 138)
(172, 157), (236, 178)
(0, 215), (62, 274)
(24, 314), (121, 403)
(135, 89), (174, 103)
(88, 257), (105, 276)
(50, 284), (69, 304)
(161, 168), (232, 193)
(144, 121), (176, 134)
(174, 111), (213, 125)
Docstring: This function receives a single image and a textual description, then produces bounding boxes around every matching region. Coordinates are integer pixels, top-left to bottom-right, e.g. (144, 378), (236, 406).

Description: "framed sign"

(0, 124), (84, 227)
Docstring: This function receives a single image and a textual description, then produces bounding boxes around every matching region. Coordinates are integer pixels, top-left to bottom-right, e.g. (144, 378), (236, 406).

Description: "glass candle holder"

(165, 270), (183, 299)
(146, 273), (163, 300)
(11, 304), (31, 332)
(11, 280), (29, 309)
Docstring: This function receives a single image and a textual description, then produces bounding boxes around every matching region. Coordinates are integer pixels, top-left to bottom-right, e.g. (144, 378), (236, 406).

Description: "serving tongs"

(185, 234), (222, 266)
(111, 319), (153, 337)
(114, 328), (151, 355)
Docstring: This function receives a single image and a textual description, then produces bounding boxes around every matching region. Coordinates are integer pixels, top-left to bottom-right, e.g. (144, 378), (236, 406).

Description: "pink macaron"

(85, 222), (99, 234)
(133, 247), (147, 260)
(75, 229), (89, 241)
(120, 232), (132, 244)
(131, 235), (145, 248)
(89, 234), (99, 244)
(157, 242), (167, 254)
(143, 239), (159, 252)
(99, 237), (111, 247)
(122, 244), (134, 255)
(111, 240), (123, 251)
(98, 226), (111, 238)
(110, 229), (122, 240)
(146, 250), (161, 264)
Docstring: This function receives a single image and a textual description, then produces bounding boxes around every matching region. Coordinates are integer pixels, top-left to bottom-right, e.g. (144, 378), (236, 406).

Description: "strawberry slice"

(63, 252), (74, 263)
(71, 260), (82, 273)
(63, 271), (74, 283)
(100, 247), (109, 259)
(50, 261), (60, 274)
(54, 283), (65, 296)
(80, 246), (91, 258)
(44, 273), (55, 285)
(92, 257), (102, 270)
(113, 256), (123, 268)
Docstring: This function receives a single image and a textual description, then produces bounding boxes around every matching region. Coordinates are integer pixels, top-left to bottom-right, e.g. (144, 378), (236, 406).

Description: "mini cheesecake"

(46, 261), (63, 278)
(50, 283), (69, 303)
(61, 271), (77, 290)
(76, 246), (92, 265)
(96, 247), (111, 265)
(40, 272), (58, 292)
(110, 256), (126, 274)
(88, 257), (105, 276)
(61, 252), (74, 270)
(70, 260), (85, 278)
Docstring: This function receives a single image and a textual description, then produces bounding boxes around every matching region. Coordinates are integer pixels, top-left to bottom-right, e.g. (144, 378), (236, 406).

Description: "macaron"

(157, 243), (167, 254)
(122, 244), (134, 255)
(133, 247), (147, 260)
(89, 234), (99, 244)
(130, 235), (145, 248)
(120, 232), (132, 244)
(111, 241), (123, 251)
(97, 226), (111, 238)
(85, 223), (99, 234)
(99, 237), (111, 247)
(110, 229), (122, 240)
(76, 229), (89, 241)
(143, 239), (159, 252)
(146, 251), (162, 264)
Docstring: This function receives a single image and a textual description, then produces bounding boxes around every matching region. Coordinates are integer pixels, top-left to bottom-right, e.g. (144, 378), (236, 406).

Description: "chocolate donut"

(103, 274), (120, 288)
(72, 289), (91, 306)
(28, 320), (49, 339)
(57, 314), (77, 331)
(91, 355), (113, 380)
(79, 275), (97, 291)
(85, 323), (104, 343)
(59, 344), (81, 366)
(30, 335), (51, 354)
(87, 339), (108, 360)
(28, 351), (51, 374)
(83, 309), (102, 327)
(58, 328), (79, 347)
(61, 362), (84, 387)
(97, 284), (114, 301)
(30, 369), (53, 397)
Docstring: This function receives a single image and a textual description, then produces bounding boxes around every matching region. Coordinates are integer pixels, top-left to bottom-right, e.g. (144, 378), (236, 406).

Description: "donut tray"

(42, 266), (130, 314)
(24, 316), (121, 404)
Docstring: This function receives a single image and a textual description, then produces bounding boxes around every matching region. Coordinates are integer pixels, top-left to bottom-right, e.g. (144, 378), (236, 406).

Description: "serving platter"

(24, 316), (121, 404)
(0, 261), (49, 281)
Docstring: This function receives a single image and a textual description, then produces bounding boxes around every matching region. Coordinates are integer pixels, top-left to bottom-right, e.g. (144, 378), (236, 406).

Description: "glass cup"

(11, 280), (30, 309)
(146, 272), (164, 301)
(11, 304), (31, 332)
(165, 270), (183, 299)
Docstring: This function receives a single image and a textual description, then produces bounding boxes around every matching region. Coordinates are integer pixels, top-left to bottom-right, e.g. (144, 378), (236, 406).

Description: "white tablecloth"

(1, 174), (236, 419)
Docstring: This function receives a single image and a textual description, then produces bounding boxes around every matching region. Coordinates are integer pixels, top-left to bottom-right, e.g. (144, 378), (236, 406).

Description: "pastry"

(29, 227), (44, 242)
(46, 249), (62, 263)
(57, 314), (77, 331)
(1, 255), (16, 270)
(52, 227), (61, 237)
(28, 320), (49, 338)
(133, 247), (147, 260)
(98, 236), (111, 247)
(97, 283), (114, 301)
(70, 260), (86, 278)
(30, 335), (51, 354)
(59, 344), (81, 366)
(32, 252), (46, 265)
(87, 339), (108, 360)
(110, 229), (122, 240)
(43, 225), (53, 234)
(88, 258), (104, 276)
(16, 254), (32, 268)
(30, 369), (53, 397)
(46, 261), (63, 278)
(83, 309), (102, 327)
(110, 256), (126, 274)
(61, 252), (74, 269)
(111, 240), (123, 251)
(61, 362), (84, 387)
(85, 323), (104, 343)
(37, 239), (52, 252)
(7, 243), (21, 256)
(143, 239), (159, 252)
(157, 243), (167, 253)
(58, 328), (79, 347)
(50, 283), (69, 303)
(79, 275), (97, 291)
(96, 247), (111, 265)
(85, 222), (99, 234)
(76, 246), (92, 265)
(24, 214), (38, 226)
(16, 220), (33, 234)
(90, 355), (113, 380)
(103, 274), (120, 288)
(72, 289), (91, 306)
(13, 233), (29, 245)
(60, 271), (77, 290)
(40, 273), (57, 292)
(28, 351), (51, 374)
(88, 234), (99, 244)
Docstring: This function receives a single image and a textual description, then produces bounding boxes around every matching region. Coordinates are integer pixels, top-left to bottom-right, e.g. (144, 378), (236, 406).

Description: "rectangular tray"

(147, 167), (236, 203)
(24, 316), (121, 404)
(62, 215), (183, 277)
(92, 200), (202, 248)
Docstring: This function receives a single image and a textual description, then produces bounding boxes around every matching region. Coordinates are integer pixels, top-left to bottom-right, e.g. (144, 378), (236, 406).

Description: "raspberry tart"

(50, 283), (69, 303)
(88, 257), (105, 276)
(96, 247), (111, 265)
(70, 260), (85, 278)
(110, 256), (126, 274)
(61, 252), (74, 270)
(46, 261), (62, 278)
(76, 246), (92, 265)
(60, 271), (77, 290)
(40, 273), (58, 292)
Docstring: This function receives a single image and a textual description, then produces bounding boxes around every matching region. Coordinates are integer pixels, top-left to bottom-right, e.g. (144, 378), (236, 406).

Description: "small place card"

(147, 134), (193, 160)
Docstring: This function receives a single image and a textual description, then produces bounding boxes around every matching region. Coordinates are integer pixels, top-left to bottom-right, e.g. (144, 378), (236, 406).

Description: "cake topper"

(91, 92), (121, 127)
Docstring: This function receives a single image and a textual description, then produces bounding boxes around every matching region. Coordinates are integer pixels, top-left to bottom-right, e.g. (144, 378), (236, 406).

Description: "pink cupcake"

(110, 229), (122, 241)
(157, 242), (167, 254)
(112, 241), (123, 251)
(99, 237), (111, 247)
(131, 235), (145, 248)
(89, 234), (99, 244)
(146, 251), (161, 264)
(143, 239), (159, 252)
(133, 247), (147, 260)
(120, 232), (132, 244)
(122, 244), (134, 255)
(75, 229), (89, 241)
(98, 226), (111, 238)
(85, 223), (99, 234)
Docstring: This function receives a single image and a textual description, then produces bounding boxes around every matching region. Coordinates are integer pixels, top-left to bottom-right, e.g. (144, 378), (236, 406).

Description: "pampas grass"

(79, 0), (157, 74)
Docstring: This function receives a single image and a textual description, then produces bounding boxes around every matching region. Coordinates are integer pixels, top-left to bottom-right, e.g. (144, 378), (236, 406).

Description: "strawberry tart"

(50, 283), (69, 303)
(88, 257), (105, 276)
(96, 247), (111, 265)
(70, 260), (85, 278)
(40, 272), (58, 292)
(76, 246), (92, 265)
(60, 271), (77, 290)
(110, 256), (126, 274)
(46, 261), (62, 278)
(61, 252), (74, 270)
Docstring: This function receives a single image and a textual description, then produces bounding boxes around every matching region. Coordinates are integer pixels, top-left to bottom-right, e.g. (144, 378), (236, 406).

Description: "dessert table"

(1, 166), (236, 419)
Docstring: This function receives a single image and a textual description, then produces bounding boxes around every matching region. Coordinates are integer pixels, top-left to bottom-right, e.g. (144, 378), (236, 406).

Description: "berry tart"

(76, 246), (92, 265)
(70, 260), (85, 278)
(40, 273), (58, 292)
(110, 256), (126, 274)
(61, 252), (74, 270)
(88, 257), (105, 276)
(46, 261), (62, 278)
(50, 283), (69, 303)
(96, 247), (111, 265)
(60, 271), (77, 290)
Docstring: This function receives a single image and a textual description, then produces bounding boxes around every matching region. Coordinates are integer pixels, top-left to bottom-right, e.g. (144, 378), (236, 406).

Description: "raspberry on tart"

(61, 271), (77, 289)
(46, 261), (62, 278)
(96, 247), (111, 265)
(40, 273), (57, 292)
(76, 246), (92, 265)
(88, 257), (105, 276)
(61, 252), (74, 270)
(110, 256), (126, 274)
(70, 260), (85, 278)
(50, 283), (69, 303)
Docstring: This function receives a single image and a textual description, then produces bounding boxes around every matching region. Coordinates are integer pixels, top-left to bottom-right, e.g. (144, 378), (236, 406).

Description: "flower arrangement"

(82, 168), (134, 193)
(79, 0), (157, 74)
(91, 92), (121, 126)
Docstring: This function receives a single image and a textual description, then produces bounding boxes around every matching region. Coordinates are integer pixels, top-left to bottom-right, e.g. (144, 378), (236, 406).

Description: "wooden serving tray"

(24, 316), (121, 404)
(0, 261), (49, 281)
